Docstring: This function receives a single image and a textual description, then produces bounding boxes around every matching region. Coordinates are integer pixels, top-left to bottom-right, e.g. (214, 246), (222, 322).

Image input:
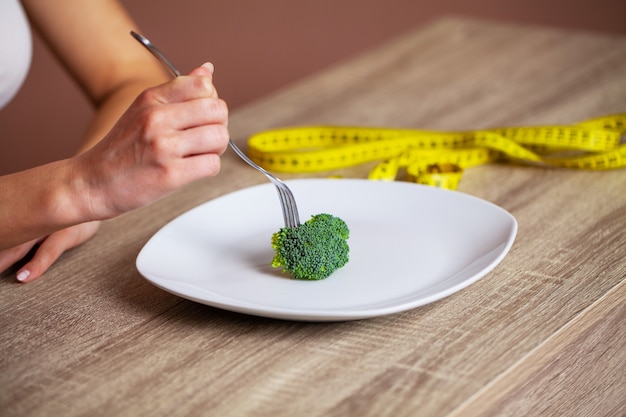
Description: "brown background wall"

(1, 0), (625, 175)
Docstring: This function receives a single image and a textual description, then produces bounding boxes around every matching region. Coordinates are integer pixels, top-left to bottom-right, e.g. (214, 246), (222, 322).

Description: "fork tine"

(277, 185), (300, 228)
(280, 185), (298, 228)
(286, 190), (300, 227)
(277, 187), (291, 227)
(287, 200), (299, 228)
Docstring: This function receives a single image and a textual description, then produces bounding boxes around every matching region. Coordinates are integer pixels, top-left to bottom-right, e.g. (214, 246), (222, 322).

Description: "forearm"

(0, 0), (207, 280)
(23, 0), (169, 155)
(0, 159), (92, 250)
(0, 78), (167, 250)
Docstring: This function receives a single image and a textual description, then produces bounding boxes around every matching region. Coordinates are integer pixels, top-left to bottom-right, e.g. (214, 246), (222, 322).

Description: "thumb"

(188, 62), (215, 77)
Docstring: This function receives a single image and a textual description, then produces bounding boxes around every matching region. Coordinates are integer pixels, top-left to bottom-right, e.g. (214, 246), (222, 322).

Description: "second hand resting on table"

(0, 63), (229, 282)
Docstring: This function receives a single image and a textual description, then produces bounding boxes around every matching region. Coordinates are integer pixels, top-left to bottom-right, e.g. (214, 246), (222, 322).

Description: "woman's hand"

(75, 63), (229, 220)
(1, 2), (228, 282)
(0, 221), (100, 283)
(1, 64), (229, 282)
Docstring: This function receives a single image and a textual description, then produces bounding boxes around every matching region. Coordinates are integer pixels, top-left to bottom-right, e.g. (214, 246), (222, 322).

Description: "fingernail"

(202, 62), (214, 74)
(16, 270), (30, 282)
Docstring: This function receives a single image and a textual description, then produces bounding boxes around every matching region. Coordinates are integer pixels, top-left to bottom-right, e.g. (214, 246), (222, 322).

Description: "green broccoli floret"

(271, 213), (350, 280)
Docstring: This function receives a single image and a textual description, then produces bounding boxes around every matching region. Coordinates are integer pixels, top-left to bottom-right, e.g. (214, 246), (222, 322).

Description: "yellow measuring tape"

(247, 114), (626, 189)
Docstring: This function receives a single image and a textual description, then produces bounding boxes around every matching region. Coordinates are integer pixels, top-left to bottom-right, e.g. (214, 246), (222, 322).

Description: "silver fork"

(131, 31), (300, 228)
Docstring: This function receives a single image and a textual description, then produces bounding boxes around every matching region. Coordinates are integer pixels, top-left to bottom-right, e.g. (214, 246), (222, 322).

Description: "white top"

(0, 0), (32, 109)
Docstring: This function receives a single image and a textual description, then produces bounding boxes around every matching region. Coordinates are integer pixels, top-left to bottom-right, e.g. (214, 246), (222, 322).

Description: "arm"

(22, 0), (169, 154)
(0, 64), (227, 247)
(0, 0), (229, 281)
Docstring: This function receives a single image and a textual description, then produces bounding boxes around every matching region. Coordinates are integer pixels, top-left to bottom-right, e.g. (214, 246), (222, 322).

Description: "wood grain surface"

(1, 17), (625, 417)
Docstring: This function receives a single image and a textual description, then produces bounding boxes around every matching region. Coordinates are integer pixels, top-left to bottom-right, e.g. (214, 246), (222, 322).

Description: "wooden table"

(1, 17), (625, 417)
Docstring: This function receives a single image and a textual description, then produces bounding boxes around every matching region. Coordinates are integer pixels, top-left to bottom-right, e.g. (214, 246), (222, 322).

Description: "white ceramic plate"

(136, 179), (517, 321)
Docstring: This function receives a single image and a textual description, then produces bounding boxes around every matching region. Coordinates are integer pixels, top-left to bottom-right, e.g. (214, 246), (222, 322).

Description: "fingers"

(167, 153), (223, 185)
(134, 64), (228, 133)
(188, 62), (214, 77)
(164, 97), (229, 134)
(173, 123), (230, 157)
(75, 62), (230, 220)
(15, 222), (100, 283)
(135, 69), (229, 157)
(15, 241), (64, 283)
(0, 239), (38, 274)
(148, 62), (218, 105)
